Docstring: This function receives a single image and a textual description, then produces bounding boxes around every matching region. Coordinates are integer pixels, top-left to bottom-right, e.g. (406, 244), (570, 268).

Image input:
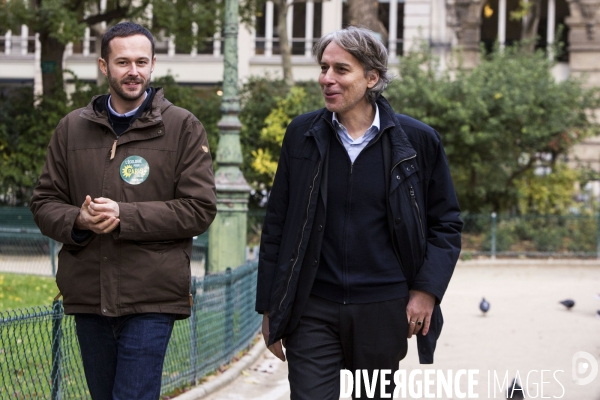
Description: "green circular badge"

(120, 156), (150, 185)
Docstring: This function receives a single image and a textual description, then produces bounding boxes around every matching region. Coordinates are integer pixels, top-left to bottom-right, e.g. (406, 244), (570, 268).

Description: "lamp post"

(208, 0), (252, 273)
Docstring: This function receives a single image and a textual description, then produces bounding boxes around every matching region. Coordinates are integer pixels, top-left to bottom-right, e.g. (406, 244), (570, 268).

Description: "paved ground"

(202, 261), (600, 399)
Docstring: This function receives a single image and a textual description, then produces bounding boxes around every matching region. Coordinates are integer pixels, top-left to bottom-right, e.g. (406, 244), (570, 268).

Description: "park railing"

(0, 260), (262, 399)
(0, 207), (208, 277)
(3, 208), (600, 265)
(462, 213), (600, 259)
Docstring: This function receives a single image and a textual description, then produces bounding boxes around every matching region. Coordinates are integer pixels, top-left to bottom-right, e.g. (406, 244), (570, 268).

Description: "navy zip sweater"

(311, 132), (408, 304)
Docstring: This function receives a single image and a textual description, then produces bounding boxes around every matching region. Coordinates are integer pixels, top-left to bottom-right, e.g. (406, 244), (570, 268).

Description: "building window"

(480, 0), (570, 61)
(255, 1), (323, 57)
(341, 0), (404, 56)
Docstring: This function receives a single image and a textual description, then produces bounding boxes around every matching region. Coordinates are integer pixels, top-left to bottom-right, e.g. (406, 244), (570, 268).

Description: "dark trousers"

(286, 295), (409, 400)
(74, 313), (176, 400)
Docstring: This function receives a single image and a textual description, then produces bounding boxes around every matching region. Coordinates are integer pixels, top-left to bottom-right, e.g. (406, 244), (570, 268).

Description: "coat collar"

(376, 96), (417, 167)
(79, 87), (171, 133)
(304, 96), (417, 167)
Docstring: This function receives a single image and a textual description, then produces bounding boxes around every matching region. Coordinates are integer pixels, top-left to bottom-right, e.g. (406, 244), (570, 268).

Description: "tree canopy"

(0, 0), (224, 97)
(384, 43), (600, 214)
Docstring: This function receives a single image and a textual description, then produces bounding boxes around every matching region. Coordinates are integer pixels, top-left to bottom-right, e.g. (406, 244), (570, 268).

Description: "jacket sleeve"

(411, 132), (462, 303)
(115, 119), (217, 241)
(255, 135), (291, 313)
(30, 118), (91, 246)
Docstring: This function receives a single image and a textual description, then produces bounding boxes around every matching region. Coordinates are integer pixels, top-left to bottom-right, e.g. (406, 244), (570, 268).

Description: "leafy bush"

(531, 223), (566, 252)
(0, 86), (69, 205)
(385, 43), (600, 214)
(239, 77), (322, 207)
(565, 216), (597, 253)
(482, 220), (516, 252)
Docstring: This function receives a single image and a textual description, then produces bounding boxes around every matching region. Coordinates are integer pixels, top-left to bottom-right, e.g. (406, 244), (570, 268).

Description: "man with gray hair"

(256, 26), (462, 399)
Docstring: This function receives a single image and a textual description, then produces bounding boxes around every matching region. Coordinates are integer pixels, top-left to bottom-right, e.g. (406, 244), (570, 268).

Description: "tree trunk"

(93, 26), (107, 88)
(347, 0), (388, 44)
(39, 31), (67, 101)
(521, 0), (542, 52)
(276, 0), (294, 86)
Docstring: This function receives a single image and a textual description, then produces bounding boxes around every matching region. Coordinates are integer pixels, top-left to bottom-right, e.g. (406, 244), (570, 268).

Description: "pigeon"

(479, 298), (490, 314)
(597, 310), (600, 318)
(506, 378), (525, 399)
(560, 299), (575, 310)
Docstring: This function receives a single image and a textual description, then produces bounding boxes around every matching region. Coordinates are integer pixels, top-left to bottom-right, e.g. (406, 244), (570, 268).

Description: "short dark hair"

(313, 26), (391, 104)
(101, 22), (155, 61)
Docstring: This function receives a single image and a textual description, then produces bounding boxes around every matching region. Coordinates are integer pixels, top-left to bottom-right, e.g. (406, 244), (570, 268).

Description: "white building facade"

(2, 0), (598, 89)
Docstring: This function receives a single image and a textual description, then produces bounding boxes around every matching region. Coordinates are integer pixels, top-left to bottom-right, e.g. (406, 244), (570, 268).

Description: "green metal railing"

(461, 213), (600, 259)
(0, 260), (261, 399)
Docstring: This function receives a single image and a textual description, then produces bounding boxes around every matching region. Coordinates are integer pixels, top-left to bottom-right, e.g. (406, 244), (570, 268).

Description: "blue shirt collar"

(107, 91), (148, 118)
(332, 104), (380, 145)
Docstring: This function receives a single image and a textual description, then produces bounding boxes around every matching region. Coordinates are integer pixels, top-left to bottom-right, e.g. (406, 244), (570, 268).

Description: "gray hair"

(313, 26), (391, 104)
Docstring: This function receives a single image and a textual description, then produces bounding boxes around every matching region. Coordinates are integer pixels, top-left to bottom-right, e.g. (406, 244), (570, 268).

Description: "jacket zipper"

(388, 146), (417, 275)
(279, 163), (321, 310)
(345, 155), (353, 304)
(410, 186), (425, 239)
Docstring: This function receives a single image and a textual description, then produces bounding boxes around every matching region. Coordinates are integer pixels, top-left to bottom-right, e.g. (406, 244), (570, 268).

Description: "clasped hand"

(74, 195), (120, 234)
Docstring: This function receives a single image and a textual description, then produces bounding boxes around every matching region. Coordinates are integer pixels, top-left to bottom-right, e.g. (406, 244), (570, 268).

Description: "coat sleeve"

(255, 134), (291, 313)
(115, 119), (217, 241)
(411, 132), (462, 303)
(30, 118), (91, 246)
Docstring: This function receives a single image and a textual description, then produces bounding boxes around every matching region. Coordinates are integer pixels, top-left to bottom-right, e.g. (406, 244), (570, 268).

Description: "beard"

(107, 68), (151, 104)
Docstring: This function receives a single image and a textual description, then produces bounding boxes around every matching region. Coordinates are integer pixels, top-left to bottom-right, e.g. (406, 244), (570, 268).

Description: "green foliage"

(515, 163), (581, 215)
(565, 216), (597, 253)
(482, 221), (516, 252)
(0, 0), (32, 32)
(239, 77), (322, 206)
(385, 43), (600, 213)
(0, 86), (69, 205)
(464, 214), (599, 255)
(149, 0), (223, 53)
(510, 0), (533, 21)
(251, 86), (316, 181)
(239, 77), (289, 194)
(39, 0), (87, 44)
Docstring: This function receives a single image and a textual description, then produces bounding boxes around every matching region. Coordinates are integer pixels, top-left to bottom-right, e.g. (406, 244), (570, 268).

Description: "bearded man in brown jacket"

(30, 22), (217, 399)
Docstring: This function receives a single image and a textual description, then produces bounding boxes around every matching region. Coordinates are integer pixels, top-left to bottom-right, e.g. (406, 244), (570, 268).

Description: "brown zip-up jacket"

(30, 88), (217, 319)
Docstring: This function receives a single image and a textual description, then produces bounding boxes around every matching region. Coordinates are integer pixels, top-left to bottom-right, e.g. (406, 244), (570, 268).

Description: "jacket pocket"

(133, 240), (176, 252)
(56, 249), (101, 305)
(118, 244), (189, 307)
(61, 243), (84, 256)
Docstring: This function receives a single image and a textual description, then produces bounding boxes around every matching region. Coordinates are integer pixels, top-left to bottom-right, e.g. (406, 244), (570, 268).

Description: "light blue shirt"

(332, 104), (380, 163)
(107, 91), (148, 117)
